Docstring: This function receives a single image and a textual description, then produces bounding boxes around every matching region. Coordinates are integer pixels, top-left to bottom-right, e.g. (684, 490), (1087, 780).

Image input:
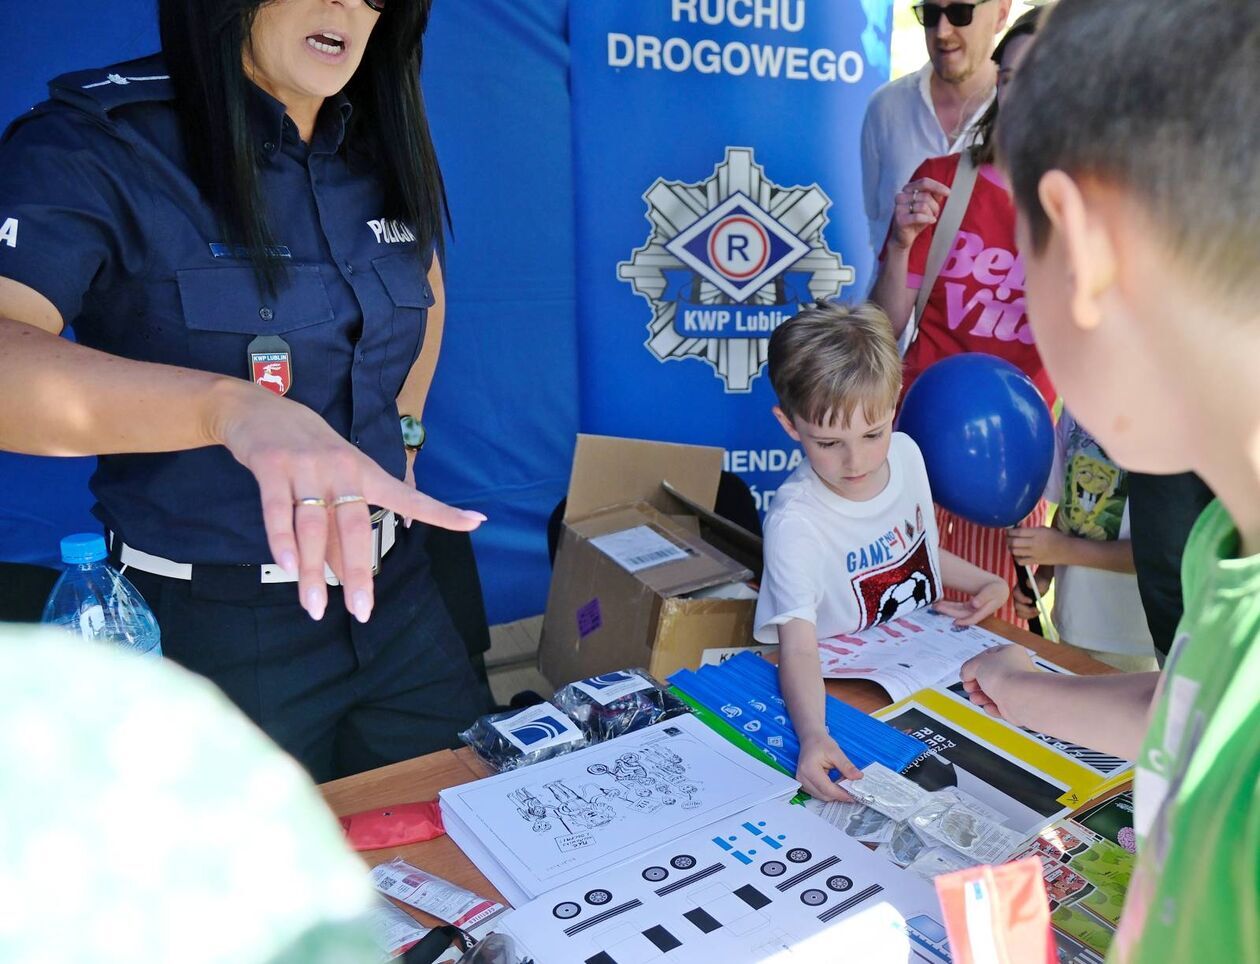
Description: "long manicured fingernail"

(305, 588), (325, 621)
(352, 590), (372, 623)
(280, 551), (298, 576)
(462, 511), (488, 523)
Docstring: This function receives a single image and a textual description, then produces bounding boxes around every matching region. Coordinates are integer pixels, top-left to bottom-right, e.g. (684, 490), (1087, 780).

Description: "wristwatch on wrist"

(400, 414), (426, 453)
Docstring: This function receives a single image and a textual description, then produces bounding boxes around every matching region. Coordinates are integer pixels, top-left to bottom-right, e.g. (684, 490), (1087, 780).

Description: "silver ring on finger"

(294, 497), (327, 507)
(331, 493), (367, 508)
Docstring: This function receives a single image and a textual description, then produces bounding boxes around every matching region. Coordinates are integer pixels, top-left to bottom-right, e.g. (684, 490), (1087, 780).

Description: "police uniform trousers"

(122, 520), (491, 783)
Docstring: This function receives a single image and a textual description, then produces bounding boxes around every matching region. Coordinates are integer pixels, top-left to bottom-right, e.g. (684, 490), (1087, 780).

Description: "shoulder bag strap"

(905, 151), (982, 353)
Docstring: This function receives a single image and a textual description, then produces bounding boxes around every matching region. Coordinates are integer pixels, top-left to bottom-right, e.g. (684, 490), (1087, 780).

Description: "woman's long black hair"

(969, 5), (1044, 166)
(158, 0), (447, 288)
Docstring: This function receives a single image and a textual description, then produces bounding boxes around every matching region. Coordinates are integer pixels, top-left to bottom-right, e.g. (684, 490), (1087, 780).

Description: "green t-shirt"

(1110, 500), (1260, 962)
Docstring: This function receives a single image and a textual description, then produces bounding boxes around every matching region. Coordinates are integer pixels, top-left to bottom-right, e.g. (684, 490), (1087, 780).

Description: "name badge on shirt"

(248, 334), (293, 396)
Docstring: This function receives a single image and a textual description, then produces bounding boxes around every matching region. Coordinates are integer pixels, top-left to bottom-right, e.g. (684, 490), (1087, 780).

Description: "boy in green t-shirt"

(956, 1), (1260, 962)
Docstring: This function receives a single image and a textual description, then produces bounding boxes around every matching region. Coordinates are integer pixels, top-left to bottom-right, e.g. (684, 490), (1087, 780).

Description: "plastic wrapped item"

(839, 762), (931, 823)
(551, 668), (690, 743)
(459, 702), (587, 772)
(371, 858), (506, 932)
(881, 820), (930, 867)
(915, 802), (1027, 865)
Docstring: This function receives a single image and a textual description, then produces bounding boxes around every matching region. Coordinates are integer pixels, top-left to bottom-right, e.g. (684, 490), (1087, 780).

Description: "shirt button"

(259, 307), (274, 321)
(263, 141), (276, 153)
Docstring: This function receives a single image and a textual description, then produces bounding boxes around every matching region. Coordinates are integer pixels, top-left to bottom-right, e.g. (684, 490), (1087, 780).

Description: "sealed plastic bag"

(552, 668), (690, 742)
(459, 702), (587, 772)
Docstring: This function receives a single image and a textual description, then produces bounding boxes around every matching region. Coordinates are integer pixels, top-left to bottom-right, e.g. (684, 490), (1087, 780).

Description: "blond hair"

(767, 301), (902, 427)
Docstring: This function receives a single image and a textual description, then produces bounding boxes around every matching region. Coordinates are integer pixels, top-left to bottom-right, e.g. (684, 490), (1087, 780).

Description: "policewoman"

(0, 0), (492, 781)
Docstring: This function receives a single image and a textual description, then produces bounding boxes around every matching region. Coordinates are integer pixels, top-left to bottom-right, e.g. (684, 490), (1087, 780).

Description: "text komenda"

(608, 34), (864, 84)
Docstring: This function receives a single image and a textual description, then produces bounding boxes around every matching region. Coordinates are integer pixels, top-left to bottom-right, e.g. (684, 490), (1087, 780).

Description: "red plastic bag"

(934, 858), (1057, 964)
(339, 800), (445, 851)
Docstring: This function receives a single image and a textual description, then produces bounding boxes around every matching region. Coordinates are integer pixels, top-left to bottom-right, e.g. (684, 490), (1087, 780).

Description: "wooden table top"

(319, 617), (1115, 921)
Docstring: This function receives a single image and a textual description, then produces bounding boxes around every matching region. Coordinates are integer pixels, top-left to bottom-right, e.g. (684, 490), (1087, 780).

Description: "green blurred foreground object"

(0, 628), (380, 963)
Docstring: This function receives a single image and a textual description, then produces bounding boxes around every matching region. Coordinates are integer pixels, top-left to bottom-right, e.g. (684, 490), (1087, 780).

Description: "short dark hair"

(159, 0), (447, 289)
(768, 301), (902, 428)
(998, 0), (1260, 299)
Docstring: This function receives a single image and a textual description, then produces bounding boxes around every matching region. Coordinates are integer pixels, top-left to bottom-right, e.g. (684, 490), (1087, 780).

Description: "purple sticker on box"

(576, 598), (602, 639)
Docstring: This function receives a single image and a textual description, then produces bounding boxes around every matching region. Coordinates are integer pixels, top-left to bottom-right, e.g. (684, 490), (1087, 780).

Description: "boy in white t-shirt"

(754, 301), (1009, 801)
(1007, 409), (1157, 671)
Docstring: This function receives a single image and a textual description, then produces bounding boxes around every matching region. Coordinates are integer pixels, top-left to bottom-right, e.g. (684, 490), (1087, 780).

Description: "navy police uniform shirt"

(0, 55), (435, 563)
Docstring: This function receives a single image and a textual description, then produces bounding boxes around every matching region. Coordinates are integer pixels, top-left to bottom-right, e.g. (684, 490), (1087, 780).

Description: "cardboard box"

(540, 434), (763, 687)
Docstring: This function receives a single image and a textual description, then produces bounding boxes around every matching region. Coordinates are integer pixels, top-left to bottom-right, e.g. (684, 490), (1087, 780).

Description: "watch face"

(400, 415), (425, 450)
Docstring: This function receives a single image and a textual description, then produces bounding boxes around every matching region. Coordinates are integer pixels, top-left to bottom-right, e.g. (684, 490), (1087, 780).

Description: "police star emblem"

(619, 147), (854, 392)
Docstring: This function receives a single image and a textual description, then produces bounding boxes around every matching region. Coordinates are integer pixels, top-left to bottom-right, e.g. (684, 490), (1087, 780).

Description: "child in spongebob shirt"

(752, 301), (1008, 802)
(1007, 409), (1158, 671)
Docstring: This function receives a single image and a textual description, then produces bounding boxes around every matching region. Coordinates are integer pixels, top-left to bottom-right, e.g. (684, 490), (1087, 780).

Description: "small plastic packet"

(915, 802), (1027, 865)
(905, 845), (978, 880)
(838, 762), (931, 823)
(458, 702), (587, 772)
(806, 798), (894, 844)
(551, 668), (690, 743)
(370, 858), (506, 932)
(880, 820), (929, 867)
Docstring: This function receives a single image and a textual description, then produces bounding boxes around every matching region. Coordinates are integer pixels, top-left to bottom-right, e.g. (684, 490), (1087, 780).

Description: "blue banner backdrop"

(570, 0), (892, 512)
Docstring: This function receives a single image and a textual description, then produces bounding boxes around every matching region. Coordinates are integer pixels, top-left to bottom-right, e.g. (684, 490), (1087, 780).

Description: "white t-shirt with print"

(754, 432), (943, 643)
(1047, 411), (1155, 655)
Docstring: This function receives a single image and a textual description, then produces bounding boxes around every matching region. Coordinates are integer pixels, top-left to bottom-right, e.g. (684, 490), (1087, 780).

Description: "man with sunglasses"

(860, 0), (1012, 267)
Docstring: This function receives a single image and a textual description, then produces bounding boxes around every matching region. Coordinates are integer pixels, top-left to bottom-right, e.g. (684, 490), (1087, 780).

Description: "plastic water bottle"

(41, 533), (162, 658)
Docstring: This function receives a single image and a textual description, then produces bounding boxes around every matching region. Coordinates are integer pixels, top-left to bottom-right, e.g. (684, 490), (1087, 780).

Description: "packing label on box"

(492, 702), (585, 754)
(570, 669), (656, 705)
(588, 525), (690, 573)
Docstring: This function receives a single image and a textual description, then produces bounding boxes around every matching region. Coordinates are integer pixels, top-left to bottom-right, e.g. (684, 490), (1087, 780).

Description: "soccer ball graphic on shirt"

(875, 570), (935, 624)
(851, 531), (941, 631)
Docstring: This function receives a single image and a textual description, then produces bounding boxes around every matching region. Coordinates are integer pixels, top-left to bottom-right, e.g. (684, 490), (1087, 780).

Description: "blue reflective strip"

(761, 835), (782, 849)
(742, 822), (761, 835)
(732, 851), (753, 865)
(712, 837), (732, 851)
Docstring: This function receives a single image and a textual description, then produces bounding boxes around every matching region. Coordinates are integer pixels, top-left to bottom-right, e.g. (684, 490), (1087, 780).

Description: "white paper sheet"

(816, 608), (1006, 702)
(439, 715), (799, 904)
(495, 798), (953, 963)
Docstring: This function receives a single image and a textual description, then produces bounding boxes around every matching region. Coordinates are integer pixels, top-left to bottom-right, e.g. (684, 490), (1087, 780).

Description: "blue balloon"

(898, 354), (1054, 528)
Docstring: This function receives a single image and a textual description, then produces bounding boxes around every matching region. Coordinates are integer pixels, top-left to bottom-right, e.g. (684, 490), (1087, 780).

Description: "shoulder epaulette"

(48, 54), (173, 118)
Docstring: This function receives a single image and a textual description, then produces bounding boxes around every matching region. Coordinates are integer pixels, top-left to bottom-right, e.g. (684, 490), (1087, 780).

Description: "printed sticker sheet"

(496, 798), (952, 964)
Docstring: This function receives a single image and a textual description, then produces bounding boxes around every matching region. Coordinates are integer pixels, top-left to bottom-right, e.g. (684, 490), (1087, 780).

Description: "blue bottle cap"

(60, 533), (108, 564)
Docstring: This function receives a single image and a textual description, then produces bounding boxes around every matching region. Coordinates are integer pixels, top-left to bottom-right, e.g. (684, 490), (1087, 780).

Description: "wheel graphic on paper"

(760, 860), (787, 877)
(827, 875), (853, 892)
(800, 888), (828, 906)
(642, 866), (668, 882)
(671, 854), (697, 870)
(552, 901), (581, 920)
(787, 847), (812, 863)
(585, 889), (613, 906)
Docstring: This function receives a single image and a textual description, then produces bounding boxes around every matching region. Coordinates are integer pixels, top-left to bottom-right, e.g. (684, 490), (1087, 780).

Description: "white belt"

(115, 510), (399, 585)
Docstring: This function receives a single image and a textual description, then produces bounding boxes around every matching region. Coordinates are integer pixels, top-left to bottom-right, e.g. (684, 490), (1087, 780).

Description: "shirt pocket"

(176, 264), (340, 413)
(372, 252), (435, 397)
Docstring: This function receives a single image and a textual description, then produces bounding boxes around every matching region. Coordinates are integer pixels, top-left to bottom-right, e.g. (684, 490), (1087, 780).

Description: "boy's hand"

(959, 645), (1037, 725)
(1007, 526), (1072, 567)
(796, 732), (862, 802)
(1013, 567), (1054, 621)
(933, 579), (1009, 627)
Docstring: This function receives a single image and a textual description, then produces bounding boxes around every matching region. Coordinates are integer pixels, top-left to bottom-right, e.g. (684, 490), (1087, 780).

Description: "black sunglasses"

(364, 0), (384, 11)
(913, 0), (993, 29)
